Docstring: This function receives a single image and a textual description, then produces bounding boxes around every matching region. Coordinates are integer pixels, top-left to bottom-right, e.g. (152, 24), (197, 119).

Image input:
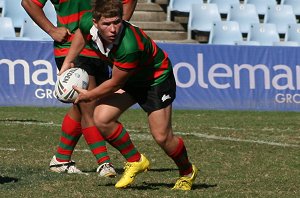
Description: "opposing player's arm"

(59, 29), (87, 75)
(74, 66), (133, 103)
(21, 0), (70, 42)
(122, 0), (137, 21)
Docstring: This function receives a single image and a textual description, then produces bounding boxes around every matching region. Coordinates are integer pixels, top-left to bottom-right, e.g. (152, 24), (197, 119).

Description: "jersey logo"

(161, 94), (171, 102)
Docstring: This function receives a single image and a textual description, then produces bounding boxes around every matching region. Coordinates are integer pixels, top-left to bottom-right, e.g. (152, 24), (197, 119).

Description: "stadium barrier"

(1, 40), (300, 111)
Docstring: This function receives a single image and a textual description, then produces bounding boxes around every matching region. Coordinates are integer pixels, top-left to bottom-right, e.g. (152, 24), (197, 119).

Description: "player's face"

(94, 16), (122, 44)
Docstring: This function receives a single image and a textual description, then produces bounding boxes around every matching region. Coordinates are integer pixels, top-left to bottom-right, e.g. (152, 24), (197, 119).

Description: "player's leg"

(77, 57), (116, 177)
(146, 72), (197, 190)
(49, 57), (83, 174)
(147, 105), (198, 190)
(93, 92), (150, 188)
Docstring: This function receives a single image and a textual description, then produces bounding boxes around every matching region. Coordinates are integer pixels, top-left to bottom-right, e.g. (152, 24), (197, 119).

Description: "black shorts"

(55, 56), (110, 85)
(123, 72), (176, 113)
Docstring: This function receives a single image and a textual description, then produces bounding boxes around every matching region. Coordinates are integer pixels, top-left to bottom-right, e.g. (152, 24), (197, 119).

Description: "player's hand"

(58, 62), (74, 76)
(49, 27), (71, 42)
(73, 86), (91, 104)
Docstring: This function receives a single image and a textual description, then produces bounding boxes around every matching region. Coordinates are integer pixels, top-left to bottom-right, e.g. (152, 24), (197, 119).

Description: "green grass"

(0, 107), (299, 197)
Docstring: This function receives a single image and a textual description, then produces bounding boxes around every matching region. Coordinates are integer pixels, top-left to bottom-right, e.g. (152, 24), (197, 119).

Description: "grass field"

(0, 107), (299, 198)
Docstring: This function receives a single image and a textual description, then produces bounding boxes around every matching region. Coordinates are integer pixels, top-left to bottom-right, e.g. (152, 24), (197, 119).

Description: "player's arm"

(74, 66), (133, 103)
(21, 0), (70, 42)
(122, 0), (137, 21)
(59, 29), (87, 75)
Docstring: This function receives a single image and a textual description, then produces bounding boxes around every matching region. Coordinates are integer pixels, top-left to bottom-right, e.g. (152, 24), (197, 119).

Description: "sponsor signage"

(1, 40), (300, 111)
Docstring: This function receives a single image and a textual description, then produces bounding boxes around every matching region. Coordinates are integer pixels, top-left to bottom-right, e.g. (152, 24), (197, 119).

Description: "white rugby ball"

(54, 68), (89, 103)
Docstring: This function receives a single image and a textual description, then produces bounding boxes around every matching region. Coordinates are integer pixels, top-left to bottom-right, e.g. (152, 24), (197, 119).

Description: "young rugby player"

(60, 0), (198, 190)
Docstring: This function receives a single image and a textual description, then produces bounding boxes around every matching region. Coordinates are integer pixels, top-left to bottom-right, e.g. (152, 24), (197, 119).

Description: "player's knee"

(93, 117), (105, 129)
(93, 112), (109, 131)
(153, 133), (169, 147)
(152, 129), (174, 147)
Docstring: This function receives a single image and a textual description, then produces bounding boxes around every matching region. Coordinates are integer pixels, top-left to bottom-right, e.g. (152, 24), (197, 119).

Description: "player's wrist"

(46, 26), (56, 36)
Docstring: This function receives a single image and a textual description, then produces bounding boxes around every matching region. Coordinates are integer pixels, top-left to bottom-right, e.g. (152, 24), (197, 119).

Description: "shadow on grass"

(84, 167), (178, 175)
(148, 168), (178, 172)
(0, 176), (18, 184)
(83, 168), (125, 174)
(134, 182), (217, 190)
(101, 182), (217, 190)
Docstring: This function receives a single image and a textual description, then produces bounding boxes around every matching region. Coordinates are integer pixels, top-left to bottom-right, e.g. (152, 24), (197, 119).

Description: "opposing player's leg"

(93, 92), (150, 188)
(50, 57), (116, 177)
(147, 105), (198, 190)
(50, 58), (83, 173)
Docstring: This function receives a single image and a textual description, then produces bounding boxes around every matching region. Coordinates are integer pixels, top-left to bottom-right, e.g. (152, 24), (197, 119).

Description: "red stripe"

(121, 144), (135, 155)
(57, 10), (88, 25)
(60, 136), (77, 146)
(106, 123), (123, 140)
(151, 39), (158, 56)
(170, 137), (184, 157)
(59, 0), (69, 3)
(114, 59), (139, 69)
(57, 147), (72, 154)
(92, 147), (107, 155)
(54, 48), (100, 57)
(97, 156), (110, 164)
(112, 132), (130, 148)
(129, 25), (144, 51)
(122, 0), (132, 4)
(31, 0), (43, 7)
(126, 152), (141, 162)
(153, 51), (170, 79)
(82, 126), (104, 144)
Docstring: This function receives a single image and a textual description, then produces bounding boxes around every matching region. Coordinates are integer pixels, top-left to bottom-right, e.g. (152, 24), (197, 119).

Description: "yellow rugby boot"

(172, 164), (198, 190)
(115, 154), (150, 189)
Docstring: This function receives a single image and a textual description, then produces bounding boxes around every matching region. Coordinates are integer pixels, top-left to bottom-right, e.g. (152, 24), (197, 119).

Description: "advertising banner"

(159, 43), (300, 111)
(1, 40), (300, 111)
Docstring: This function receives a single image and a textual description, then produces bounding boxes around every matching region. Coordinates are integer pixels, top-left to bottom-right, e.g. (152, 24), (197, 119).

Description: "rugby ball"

(54, 68), (89, 103)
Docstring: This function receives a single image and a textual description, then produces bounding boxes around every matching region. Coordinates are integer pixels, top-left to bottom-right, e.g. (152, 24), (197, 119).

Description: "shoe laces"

(174, 177), (190, 188)
(124, 162), (132, 169)
(65, 161), (81, 173)
(122, 162), (134, 176)
(97, 163), (113, 172)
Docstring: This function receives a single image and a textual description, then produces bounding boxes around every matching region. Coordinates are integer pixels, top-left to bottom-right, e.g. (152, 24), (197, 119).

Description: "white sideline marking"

(0, 121), (299, 149)
(75, 149), (90, 152)
(130, 132), (299, 148)
(0, 121), (59, 126)
(174, 132), (300, 148)
(0, 148), (17, 151)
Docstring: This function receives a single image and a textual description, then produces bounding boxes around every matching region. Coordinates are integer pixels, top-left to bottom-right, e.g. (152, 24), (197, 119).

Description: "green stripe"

(89, 141), (106, 150)
(55, 153), (70, 160)
(117, 141), (132, 150)
(123, 149), (138, 159)
(113, 128), (127, 142)
(95, 153), (109, 160)
(61, 131), (80, 141)
(57, 21), (79, 33)
(58, 142), (74, 150)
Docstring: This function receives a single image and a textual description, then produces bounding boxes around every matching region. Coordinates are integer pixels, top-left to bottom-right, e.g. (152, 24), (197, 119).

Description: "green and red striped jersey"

(31, 0), (99, 58)
(80, 12), (172, 87)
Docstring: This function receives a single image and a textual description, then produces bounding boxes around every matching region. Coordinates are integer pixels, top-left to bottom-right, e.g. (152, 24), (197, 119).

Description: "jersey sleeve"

(31, 0), (47, 7)
(122, 0), (132, 4)
(79, 12), (94, 35)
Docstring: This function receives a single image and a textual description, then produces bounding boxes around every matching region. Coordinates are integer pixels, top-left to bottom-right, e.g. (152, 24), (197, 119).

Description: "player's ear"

(92, 19), (98, 27)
